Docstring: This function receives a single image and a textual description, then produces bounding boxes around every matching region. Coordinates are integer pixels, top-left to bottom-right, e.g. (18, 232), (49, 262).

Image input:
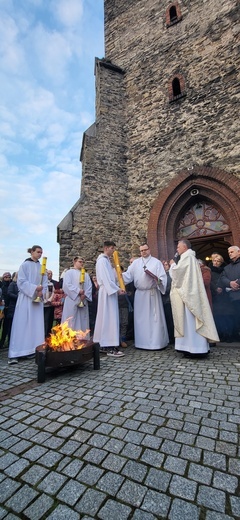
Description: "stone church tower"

(58, 0), (239, 272)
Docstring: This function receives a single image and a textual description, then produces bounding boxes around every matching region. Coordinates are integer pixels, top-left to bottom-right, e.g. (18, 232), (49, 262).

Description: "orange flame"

(45, 320), (90, 351)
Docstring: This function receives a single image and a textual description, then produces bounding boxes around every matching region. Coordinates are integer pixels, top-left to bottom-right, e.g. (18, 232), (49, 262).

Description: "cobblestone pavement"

(0, 342), (240, 520)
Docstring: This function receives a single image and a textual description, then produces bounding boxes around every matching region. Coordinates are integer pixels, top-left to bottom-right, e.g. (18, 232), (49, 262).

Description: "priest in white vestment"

(170, 239), (219, 356)
(93, 241), (126, 357)
(8, 245), (48, 363)
(61, 257), (92, 337)
(122, 244), (169, 350)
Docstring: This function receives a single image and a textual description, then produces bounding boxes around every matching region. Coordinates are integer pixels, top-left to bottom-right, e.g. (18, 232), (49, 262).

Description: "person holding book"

(122, 243), (168, 350)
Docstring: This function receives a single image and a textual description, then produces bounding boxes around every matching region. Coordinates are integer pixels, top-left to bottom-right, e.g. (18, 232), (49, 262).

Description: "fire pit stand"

(35, 339), (100, 383)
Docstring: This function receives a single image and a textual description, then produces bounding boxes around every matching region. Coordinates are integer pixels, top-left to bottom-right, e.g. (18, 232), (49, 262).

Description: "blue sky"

(0, 0), (104, 279)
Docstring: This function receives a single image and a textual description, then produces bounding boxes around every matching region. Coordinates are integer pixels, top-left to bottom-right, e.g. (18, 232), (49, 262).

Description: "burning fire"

(45, 320), (90, 351)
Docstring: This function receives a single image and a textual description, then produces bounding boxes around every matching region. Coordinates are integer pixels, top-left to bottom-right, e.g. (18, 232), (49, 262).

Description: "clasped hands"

(230, 280), (240, 291)
(79, 289), (85, 301)
(36, 285), (43, 297)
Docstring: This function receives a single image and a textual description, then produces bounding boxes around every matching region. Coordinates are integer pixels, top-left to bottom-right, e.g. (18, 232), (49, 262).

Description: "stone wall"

(58, 59), (131, 273)
(104, 0), (239, 247)
(58, 0), (239, 272)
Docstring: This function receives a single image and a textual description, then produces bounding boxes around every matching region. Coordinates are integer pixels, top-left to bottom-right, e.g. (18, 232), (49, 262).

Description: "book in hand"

(144, 269), (159, 283)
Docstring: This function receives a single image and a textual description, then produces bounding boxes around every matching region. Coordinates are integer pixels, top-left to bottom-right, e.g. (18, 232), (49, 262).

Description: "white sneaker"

(107, 348), (125, 358)
(8, 358), (18, 365)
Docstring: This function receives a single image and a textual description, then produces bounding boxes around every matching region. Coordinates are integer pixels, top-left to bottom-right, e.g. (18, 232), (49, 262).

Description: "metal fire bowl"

(35, 339), (100, 383)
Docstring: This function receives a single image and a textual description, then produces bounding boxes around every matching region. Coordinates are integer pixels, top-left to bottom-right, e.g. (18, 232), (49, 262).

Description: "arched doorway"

(148, 166), (240, 261)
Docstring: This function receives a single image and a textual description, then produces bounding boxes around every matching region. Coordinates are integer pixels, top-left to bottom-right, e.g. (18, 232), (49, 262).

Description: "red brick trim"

(166, 2), (182, 27)
(147, 167), (240, 259)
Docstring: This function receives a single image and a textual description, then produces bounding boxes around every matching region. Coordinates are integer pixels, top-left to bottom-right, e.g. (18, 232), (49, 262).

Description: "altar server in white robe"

(93, 241), (126, 357)
(122, 244), (169, 350)
(61, 257), (92, 337)
(169, 239), (219, 356)
(8, 245), (48, 364)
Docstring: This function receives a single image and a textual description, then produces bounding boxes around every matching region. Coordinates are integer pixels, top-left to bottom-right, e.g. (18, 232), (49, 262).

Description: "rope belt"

(136, 287), (157, 291)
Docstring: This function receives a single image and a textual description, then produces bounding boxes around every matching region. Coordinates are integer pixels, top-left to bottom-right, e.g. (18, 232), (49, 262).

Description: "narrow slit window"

(169, 74), (186, 102)
(166, 3), (182, 27)
(170, 6), (177, 23)
(172, 77), (181, 96)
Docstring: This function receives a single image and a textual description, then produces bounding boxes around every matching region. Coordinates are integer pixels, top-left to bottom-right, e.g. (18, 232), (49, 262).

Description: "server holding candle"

(78, 267), (86, 307)
(93, 241), (126, 357)
(61, 256), (92, 337)
(8, 245), (48, 364)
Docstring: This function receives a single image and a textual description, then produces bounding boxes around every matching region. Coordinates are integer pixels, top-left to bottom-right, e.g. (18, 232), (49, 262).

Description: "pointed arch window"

(166, 3), (182, 27)
(176, 202), (230, 239)
(169, 74), (186, 102)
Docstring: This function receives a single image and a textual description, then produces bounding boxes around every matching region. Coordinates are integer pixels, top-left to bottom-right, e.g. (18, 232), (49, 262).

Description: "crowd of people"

(0, 240), (240, 364)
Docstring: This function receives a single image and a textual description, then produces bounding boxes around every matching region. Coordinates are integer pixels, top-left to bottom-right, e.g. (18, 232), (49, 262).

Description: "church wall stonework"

(58, 0), (239, 272)
(58, 60), (131, 273)
(104, 0), (239, 243)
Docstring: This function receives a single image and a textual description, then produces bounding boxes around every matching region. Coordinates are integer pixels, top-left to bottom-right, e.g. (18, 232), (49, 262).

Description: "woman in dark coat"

(7, 273), (19, 344)
(0, 272), (12, 348)
(198, 260), (212, 309)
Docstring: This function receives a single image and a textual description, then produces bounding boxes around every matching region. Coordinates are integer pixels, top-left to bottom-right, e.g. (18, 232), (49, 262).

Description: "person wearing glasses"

(122, 243), (168, 350)
(61, 256), (92, 336)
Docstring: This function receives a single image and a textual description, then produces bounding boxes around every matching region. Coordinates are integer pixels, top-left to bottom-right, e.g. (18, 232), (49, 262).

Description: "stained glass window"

(177, 202), (229, 238)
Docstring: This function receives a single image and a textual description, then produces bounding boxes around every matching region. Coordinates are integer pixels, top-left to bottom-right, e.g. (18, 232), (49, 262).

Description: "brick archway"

(148, 166), (240, 260)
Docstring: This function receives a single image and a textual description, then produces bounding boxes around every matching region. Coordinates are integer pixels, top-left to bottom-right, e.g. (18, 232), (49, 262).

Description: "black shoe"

(184, 352), (209, 359)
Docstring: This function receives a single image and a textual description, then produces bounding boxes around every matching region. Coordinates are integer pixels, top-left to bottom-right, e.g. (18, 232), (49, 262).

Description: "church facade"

(58, 0), (240, 272)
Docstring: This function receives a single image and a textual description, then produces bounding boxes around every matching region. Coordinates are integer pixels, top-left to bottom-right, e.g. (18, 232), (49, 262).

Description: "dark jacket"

(1, 280), (11, 318)
(1, 280), (11, 307)
(7, 281), (19, 318)
(219, 258), (240, 301)
(162, 271), (172, 305)
(210, 265), (225, 299)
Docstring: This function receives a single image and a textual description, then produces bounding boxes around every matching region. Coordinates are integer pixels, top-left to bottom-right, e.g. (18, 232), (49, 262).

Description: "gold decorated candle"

(80, 268), (85, 284)
(113, 251), (126, 291)
(41, 257), (47, 275)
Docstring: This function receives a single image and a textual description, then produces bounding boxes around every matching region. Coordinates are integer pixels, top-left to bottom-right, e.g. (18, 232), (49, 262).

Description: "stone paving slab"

(0, 343), (239, 519)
